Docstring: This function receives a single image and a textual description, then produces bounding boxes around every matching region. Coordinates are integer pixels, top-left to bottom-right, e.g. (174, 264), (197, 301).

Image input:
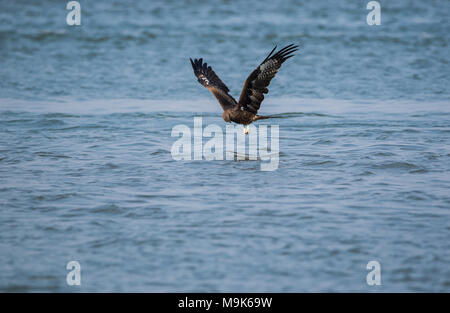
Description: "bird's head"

(222, 111), (231, 122)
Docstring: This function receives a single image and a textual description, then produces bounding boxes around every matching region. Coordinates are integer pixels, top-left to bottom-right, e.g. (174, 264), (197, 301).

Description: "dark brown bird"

(190, 44), (298, 134)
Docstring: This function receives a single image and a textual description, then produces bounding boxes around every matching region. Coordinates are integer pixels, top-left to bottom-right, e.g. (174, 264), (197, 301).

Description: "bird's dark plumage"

(189, 58), (237, 111)
(190, 44), (298, 128)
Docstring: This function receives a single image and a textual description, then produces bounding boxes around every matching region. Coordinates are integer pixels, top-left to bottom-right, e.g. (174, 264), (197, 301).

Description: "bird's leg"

(243, 125), (250, 135)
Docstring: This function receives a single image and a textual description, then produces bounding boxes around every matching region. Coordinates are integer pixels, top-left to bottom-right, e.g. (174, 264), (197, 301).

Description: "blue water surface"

(0, 0), (449, 292)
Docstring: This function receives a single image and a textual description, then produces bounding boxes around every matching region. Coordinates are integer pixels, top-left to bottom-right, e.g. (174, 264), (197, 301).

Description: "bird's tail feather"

(253, 115), (271, 121)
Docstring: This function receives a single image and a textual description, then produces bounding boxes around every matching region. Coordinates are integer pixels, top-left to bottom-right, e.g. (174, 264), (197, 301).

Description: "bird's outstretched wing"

(190, 58), (237, 111)
(237, 44), (298, 114)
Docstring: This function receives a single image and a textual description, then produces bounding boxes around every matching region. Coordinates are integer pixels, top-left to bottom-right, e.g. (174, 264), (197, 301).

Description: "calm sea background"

(0, 0), (449, 292)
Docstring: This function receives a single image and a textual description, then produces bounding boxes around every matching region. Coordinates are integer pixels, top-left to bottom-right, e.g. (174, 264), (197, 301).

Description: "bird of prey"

(190, 44), (298, 134)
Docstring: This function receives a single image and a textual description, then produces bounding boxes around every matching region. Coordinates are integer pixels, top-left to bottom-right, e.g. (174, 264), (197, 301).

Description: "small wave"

(42, 113), (80, 118)
(22, 30), (67, 42)
(358, 171), (374, 176)
(58, 126), (80, 131)
(136, 194), (158, 199)
(312, 139), (334, 145)
(31, 119), (66, 127)
(373, 152), (397, 157)
(0, 119), (33, 124)
(303, 160), (339, 166)
(33, 151), (71, 159)
(92, 204), (124, 214)
(33, 193), (78, 201)
(102, 162), (120, 169)
(371, 162), (419, 170)
(409, 169), (428, 174)
(150, 149), (169, 156)
(401, 128), (420, 133)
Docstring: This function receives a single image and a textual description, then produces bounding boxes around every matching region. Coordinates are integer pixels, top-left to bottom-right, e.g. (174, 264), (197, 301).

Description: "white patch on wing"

(259, 59), (276, 72)
(199, 74), (209, 85)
